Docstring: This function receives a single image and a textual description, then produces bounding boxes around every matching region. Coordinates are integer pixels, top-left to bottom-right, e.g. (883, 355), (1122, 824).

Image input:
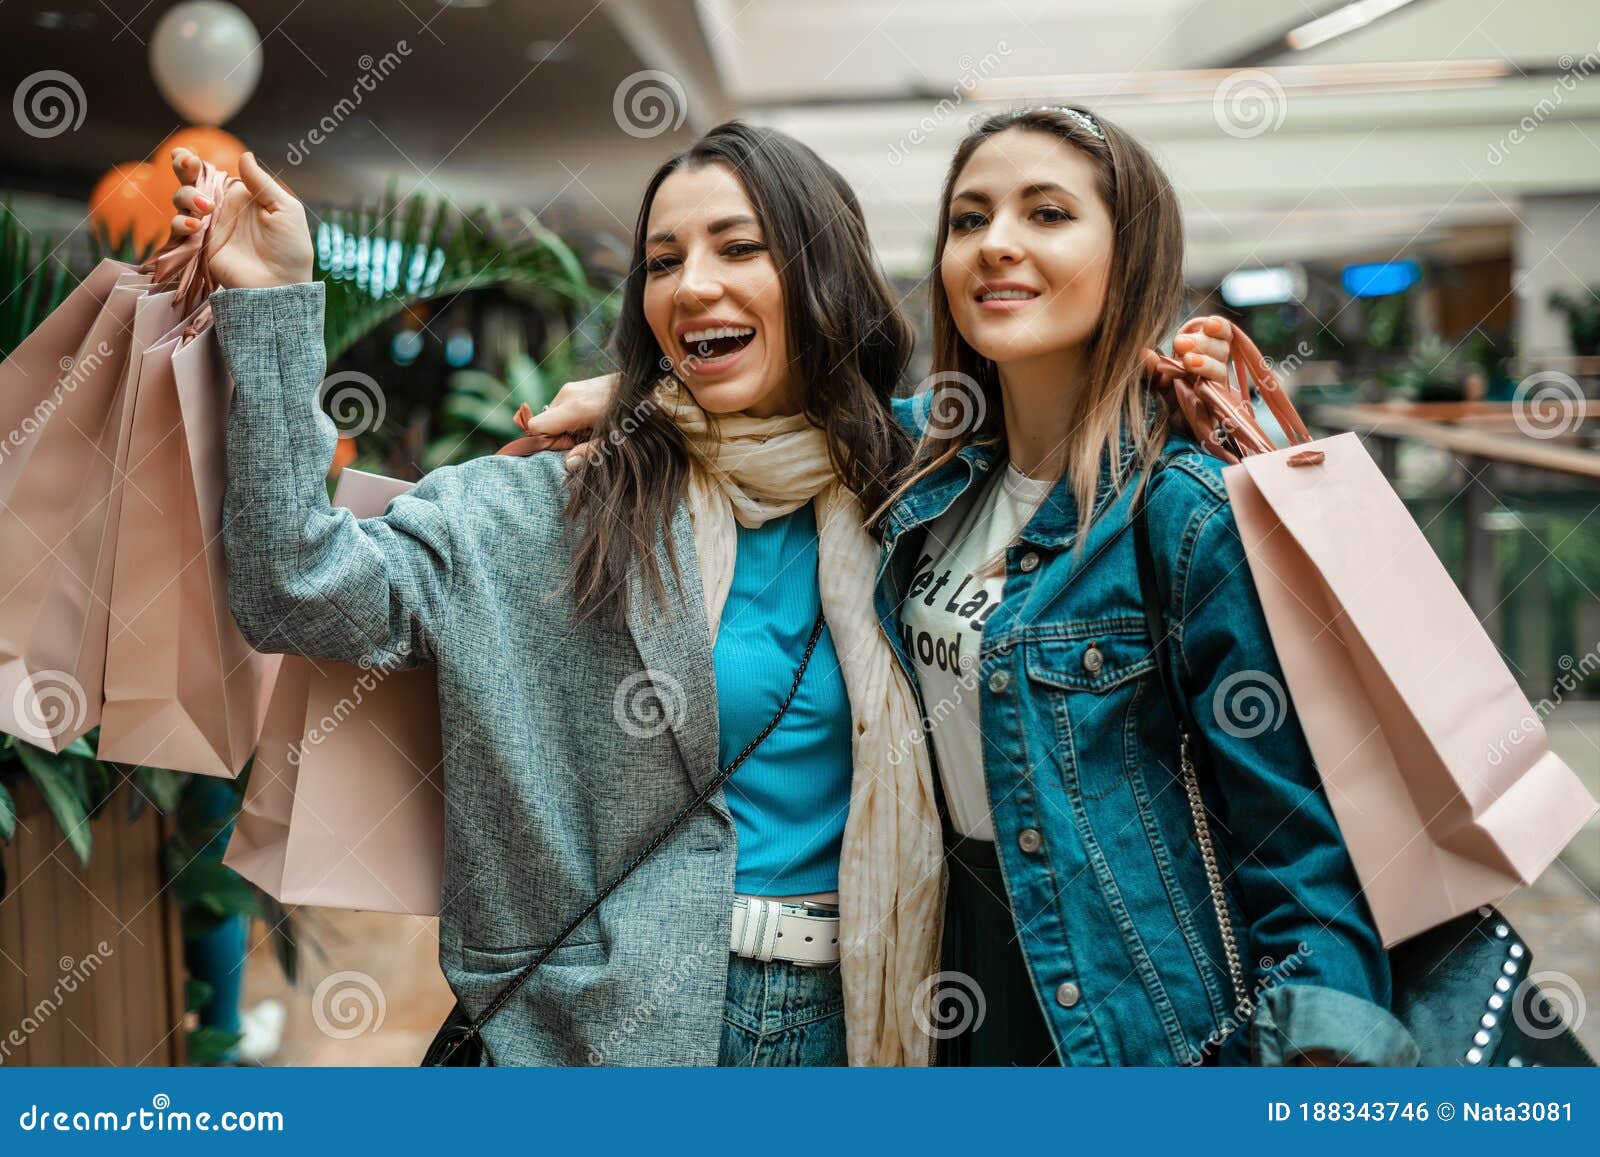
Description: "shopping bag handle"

(1145, 319), (1325, 467)
(137, 156), (239, 339)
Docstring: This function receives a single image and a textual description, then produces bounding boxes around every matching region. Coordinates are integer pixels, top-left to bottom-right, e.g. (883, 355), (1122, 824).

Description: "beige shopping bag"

(223, 468), (446, 914)
(0, 259), (145, 751)
(1151, 323), (1599, 947)
(95, 292), (282, 775)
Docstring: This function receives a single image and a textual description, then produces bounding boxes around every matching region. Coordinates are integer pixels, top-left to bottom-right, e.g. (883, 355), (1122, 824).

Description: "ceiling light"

(1287, 0), (1422, 52)
(969, 58), (1509, 104)
(1220, 267), (1305, 308)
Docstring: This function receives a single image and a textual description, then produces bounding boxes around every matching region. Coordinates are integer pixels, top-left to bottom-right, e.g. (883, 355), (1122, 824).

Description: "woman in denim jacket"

(869, 106), (1420, 1067)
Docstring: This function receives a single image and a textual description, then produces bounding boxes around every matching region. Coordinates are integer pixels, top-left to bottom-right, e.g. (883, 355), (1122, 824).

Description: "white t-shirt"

(899, 463), (1055, 841)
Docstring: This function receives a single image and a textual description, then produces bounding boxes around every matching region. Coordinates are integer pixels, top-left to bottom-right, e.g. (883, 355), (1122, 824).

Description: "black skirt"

(936, 828), (1062, 1066)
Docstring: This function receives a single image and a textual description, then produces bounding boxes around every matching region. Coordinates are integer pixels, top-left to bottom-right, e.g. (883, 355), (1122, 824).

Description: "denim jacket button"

(1019, 551), (1040, 573)
(1018, 827), (1042, 854)
(1055, 981), (1081, 1008)
(1082, 643), (1104, 674)
(987, 669), (1011, 694)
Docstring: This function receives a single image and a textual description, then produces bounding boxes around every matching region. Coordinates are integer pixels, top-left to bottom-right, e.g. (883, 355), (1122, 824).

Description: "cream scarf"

(655, 381), (947, 1066)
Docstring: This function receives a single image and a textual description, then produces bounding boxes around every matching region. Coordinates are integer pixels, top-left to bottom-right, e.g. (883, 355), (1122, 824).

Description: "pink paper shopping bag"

(1152, 323), (1599, 947)
(0, 259), (145, 751)
(223, 468), (446, 914)
(96, 159), (283, 775)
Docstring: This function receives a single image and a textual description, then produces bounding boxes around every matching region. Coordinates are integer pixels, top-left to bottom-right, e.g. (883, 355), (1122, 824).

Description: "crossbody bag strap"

(433, 606), (829, 1065)
(1131, 464), (1254, 1020)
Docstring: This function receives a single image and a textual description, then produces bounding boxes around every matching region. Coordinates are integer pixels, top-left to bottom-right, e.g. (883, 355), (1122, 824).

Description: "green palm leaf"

(13, 741), (91, 865)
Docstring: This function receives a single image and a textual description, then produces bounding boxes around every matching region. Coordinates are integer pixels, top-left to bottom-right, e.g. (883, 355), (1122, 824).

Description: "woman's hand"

(1172, 315), (1233, 389)
(511, 373), (620, 468)
(168, 146), (314, 290)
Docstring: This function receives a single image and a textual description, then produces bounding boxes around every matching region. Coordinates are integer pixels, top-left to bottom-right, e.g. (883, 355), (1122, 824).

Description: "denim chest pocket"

(1021, 622), (1157, 799)
(1021, 623), (1156, 693)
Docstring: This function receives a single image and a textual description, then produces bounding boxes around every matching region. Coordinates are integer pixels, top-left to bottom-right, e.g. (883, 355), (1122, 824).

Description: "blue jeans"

(718, 953), (846, 1065)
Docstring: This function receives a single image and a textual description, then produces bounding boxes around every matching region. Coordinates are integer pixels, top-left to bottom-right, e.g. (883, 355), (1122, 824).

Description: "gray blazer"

(210, 281), (736, 1065)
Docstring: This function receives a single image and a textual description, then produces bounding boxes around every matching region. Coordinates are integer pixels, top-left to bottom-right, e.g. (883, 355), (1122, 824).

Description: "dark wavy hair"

(564, 121), (914, 626)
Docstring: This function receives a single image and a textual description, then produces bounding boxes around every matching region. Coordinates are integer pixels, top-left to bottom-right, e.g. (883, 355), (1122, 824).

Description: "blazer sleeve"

(1172, 479), (1419, 1067)
(211, 280), (462, 672)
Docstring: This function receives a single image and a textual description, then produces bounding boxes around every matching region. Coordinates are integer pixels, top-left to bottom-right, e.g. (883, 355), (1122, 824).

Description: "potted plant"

(1548, 286), (1600, 357)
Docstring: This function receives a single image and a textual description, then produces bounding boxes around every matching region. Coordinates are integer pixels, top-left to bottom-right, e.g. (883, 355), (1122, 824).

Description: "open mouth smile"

(975, 283), (1041, 311)
(678, 320), (758, 373)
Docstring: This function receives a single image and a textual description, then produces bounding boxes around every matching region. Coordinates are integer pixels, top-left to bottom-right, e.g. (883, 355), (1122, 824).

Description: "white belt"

(729, 897), (841, 967)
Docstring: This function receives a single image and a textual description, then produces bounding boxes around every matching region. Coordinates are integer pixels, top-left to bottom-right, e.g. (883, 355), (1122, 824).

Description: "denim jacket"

(878, 398), (1420, 1067)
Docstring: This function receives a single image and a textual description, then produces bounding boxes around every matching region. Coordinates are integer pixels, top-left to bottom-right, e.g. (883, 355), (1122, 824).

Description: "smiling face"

(939, 128), (1115, 370)
(641, 162), (795, 418)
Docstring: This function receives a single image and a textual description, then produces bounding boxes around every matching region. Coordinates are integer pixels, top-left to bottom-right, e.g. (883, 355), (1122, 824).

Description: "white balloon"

(149, 1), (261, 126)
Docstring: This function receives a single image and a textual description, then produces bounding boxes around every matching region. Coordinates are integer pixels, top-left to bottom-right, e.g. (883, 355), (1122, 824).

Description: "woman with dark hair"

(167, 121), (948, 1066)
(869, 105), (1418, 1067)
(492, 112), (1267, 1062)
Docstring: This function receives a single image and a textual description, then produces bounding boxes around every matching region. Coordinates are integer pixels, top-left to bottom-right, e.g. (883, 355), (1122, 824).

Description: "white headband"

(1032, 106), (1105, 141)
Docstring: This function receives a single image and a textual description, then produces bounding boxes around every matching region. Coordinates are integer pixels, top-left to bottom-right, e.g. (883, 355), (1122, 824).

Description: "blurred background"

(0, 0), (1595, 1065)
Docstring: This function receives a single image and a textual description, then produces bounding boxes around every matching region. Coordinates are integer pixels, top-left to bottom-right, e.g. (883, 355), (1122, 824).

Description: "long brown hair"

(874, 105), (1184, 534)
(565, 121), (914, 625)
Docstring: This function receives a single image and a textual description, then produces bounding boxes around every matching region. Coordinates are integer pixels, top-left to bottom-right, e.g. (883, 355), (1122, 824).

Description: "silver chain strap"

(1178, 736), (1254, 1021)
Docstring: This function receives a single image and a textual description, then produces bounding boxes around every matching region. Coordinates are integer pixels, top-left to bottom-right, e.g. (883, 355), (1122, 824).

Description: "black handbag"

(1131, 464), (1593, 1067)
(422, 608), (828, 1066)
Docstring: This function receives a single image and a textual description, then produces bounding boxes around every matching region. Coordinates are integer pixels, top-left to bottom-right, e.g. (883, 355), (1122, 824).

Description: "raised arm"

(167, 144), (472, 671)
(212, 280), (463, 671)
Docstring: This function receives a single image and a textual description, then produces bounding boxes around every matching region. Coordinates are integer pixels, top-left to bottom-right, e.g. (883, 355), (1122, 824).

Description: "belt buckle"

(788, 899), (840, 969)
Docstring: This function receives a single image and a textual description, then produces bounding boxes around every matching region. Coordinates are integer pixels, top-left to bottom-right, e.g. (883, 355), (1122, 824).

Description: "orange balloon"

(330, 436), (357, 477)
(151, 125), (249, 203)
(89, 161), (174, 254)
